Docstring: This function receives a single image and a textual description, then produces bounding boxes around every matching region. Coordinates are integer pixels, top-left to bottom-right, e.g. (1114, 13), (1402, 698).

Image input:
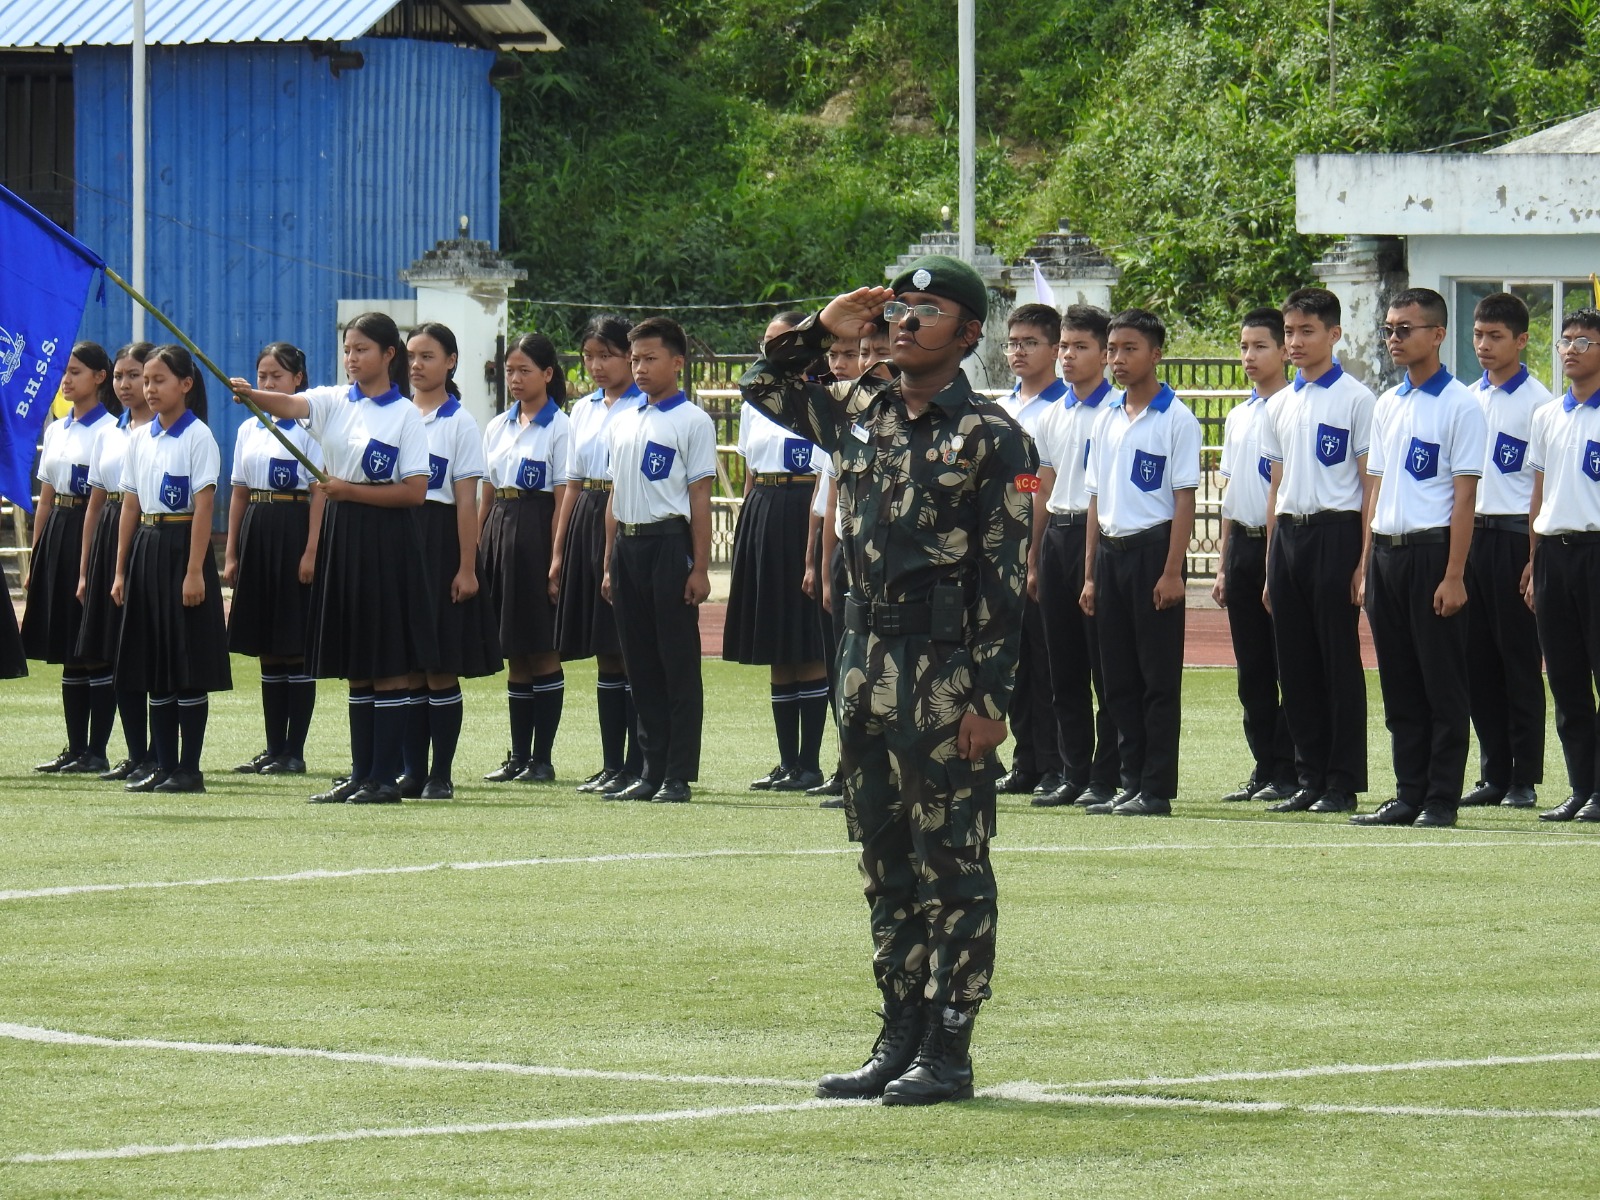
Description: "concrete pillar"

(1313, 234), (1408, 392)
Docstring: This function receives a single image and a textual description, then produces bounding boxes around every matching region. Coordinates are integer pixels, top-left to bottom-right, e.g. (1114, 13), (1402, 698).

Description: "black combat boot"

(881, 1004), (976, 1106)
(814, 999), (924, 1100)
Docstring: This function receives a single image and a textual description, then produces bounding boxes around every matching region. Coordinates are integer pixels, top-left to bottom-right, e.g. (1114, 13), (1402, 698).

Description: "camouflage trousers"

(838, 715), (999, 1009)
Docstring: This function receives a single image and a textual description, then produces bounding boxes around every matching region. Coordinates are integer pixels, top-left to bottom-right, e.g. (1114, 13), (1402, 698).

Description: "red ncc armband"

(1014, 473), (1042, 494)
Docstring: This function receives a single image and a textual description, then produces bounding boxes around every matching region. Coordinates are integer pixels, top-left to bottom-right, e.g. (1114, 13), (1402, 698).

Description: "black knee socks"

(428, 684), (463, 783)
(771, 682), (800, 771)
(87, 671), (116, 758)
(530, 671), (564, 765)
(61, 667), (90, 754)
(348, 685), (375, 781)
(149, 694), (179, 770)
(260, 671), (288, 756)
(177, 692), (208, 770)
(597, 672), (629, 770)
(117, 689), (148, 762)
(401, 686), (430, 780)
(796, 679), (830, 774)
(507, 681), (535, 761)
(370, 687), (409, 786)
(285, 672), (316, 760)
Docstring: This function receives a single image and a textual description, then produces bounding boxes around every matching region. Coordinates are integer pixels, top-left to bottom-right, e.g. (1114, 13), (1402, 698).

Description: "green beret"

(889, 253), (988, 323)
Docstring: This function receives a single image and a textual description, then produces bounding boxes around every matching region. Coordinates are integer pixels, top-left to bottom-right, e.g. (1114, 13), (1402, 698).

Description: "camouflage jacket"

(739, 313), (1036, 724)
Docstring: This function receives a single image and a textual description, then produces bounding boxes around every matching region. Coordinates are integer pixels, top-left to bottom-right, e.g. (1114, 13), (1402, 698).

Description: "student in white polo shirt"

(601, 316), (717, 804)
(1029, 304), (1120, 809)
(1079, 308), (1201, 816)
(1259, 287), (1376, 816)
(1460, 293), (1553, 811)
(1212, 308), (1296, 804)
(1527, 308), (1600, 823)
(1351, 288), (1486, 828)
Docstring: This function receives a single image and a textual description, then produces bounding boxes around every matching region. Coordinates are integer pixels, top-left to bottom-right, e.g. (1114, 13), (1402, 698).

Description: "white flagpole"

(957, 0), (975, 265)
(131, 0), (147, 340)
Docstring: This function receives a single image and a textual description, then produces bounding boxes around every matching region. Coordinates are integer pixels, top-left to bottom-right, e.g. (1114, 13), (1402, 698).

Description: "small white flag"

(1031, 259), (1057, 310)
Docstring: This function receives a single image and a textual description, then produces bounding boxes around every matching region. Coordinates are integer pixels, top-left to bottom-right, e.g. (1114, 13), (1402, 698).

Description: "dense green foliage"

(500, 0), (1600, 347)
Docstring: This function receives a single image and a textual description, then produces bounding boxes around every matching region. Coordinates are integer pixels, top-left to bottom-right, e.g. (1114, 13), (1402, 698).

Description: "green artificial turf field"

(2, 657), (1597, 1197)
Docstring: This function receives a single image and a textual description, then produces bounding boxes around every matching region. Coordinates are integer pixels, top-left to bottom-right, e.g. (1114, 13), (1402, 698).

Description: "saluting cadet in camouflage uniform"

(740, 255), (1037, 1106)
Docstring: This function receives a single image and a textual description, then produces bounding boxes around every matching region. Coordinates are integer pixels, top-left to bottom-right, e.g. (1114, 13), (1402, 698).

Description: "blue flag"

(0, 185), (104, 513)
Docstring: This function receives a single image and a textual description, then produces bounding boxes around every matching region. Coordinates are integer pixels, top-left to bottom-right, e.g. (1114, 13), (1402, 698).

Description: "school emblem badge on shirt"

(1584, 440), (1600, 483)
(362, 438), (398, 482)
(159, 472), (190, 511)
(268, 458), (298, 491)
(1315, 423), (1348, 467)
(428, 454), (448, 492)
(69, 463), (90, 497)
(1405, 437), (1439, 481)
(1257, 455), (1271, 481)
(642, 440), (676, 482)
(1130, 449), (1166, 493)
(1491, 432), (1527, 474)
(783, 438), (812, 473)
(516, 458), (546, 491)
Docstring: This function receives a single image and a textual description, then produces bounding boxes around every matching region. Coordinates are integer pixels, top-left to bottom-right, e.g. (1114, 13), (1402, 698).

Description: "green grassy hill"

(499, 0), (1600, 348)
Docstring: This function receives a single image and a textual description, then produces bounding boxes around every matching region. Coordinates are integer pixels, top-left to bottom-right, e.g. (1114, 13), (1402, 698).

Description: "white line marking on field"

(6, 1099), (865, 1164)
(1, 839), (1577, 903)
(1053, 1049), (1600, 1090)
(0, 1024), (814, 1090)
(982, 1082), (1600, 1119)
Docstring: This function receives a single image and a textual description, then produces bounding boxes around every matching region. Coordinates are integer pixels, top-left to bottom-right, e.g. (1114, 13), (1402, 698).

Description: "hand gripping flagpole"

(101, 264), (327, 483)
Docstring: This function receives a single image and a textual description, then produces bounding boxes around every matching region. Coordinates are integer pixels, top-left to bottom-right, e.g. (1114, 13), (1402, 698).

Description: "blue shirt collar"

(431, 397), (461, 420)
(645, 390), (688, 413)
(1028, 378), (1068, 405)
(348, 382), (404, 407)
(1397, 365), (1452, 397)
(258, 415), (298, 431)
(1481, 365), (1530, 395)
(1067, 379), (1112, 409)
(515, 397), (557, 427)
(1292, 362), (1344, 392)
(1109, 383), (1176, 413)
(65, 402), (109, 429)
(152, 409), (198, 438)
(1562, 387), (1600, 412)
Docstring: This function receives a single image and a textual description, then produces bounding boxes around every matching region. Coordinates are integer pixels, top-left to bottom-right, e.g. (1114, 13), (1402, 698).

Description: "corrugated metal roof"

(1, 0), (410, 47)
(1486, 111), (1600, 156)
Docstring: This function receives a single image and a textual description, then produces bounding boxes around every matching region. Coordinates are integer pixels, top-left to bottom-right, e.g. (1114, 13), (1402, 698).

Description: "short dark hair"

(1473, 293), (1529, 337)
(1241, 307), (1285, 345)
(1563, 308), (1600, 338)
(1008, 303), (1061, 344)
(1060, 304), (1111, 349)
(1389, 287), (1449, 328)
(770, 310), (807, 330)
(1108, 308), (1166, 350)
(147, 343), (208, 422)
(1282, 287), (1341, 327)
(506, 332), (568, 405)
(629, 315), (688, 358)
(579, 314), (632, 357)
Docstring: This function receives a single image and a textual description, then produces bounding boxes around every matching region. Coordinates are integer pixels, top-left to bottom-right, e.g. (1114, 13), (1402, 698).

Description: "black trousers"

(1365, 541), (1470, 810)
(1268, 517), (1368, 794)
(1223, 526), (1295, 784)
(1008, 597), (1062, 776)
(1466, 526), (1544, 787)
(1533, 539), (1600, 798)
(1037, 522), (1119, 790)
(610, 527), (703, 782)
(1094, 527), (1184, 799)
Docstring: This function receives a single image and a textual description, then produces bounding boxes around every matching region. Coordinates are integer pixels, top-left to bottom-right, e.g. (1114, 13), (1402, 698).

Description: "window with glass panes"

(1452, 279), (1599, 390)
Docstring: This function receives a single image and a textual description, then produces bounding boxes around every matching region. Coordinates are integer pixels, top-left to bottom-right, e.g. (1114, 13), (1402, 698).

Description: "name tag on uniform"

(268, 458), (299, 491)
(641, 441), (676, 482)
(428, 454), (449, 491)
(849, 422), (870, 443)
(159, 472), (190, 511)
(362, 438), (399, 482)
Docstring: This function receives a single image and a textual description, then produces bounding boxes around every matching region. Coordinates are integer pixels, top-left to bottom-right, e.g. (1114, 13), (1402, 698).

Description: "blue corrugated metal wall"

(72, 37), (499, 522)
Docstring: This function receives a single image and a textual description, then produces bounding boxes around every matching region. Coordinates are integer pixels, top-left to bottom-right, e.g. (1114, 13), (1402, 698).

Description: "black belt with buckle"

(1544, 530), (1600, 545)
(1049, 512), (1089, 528)
(1098, 522), (1171, 552)
(248, 490), (309, 504)
(1279, 510), (1359, 527)
(618, 516), (688, 537)
(1372, 527), (1448, 548)
(1232, 521), (1267, 539)
(844, 596), (933, 637)
(1474, 514), (1528, 534)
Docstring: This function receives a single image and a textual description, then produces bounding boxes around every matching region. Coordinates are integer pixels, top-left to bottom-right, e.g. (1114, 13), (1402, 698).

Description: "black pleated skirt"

(228, 498), (314, 658)
(74, 498), (123, 664)
(306, 499), (437, 680)
(722, 480), (826, 665)
(554, 487), (622, 660)
(419, 500), (502, 678)
(0, 589), (25, 678)
(115, 523), (233, 693)
(20, 503), (88, 664)
(479, 491), (557, 658)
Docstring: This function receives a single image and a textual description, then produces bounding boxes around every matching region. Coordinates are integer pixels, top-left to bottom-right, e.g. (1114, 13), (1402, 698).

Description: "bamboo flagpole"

(101, 265), (327, 483)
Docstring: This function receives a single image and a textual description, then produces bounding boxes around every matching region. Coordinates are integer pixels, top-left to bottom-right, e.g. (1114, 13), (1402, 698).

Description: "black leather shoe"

(123, 761), (162, 790)
(1308, 790), (1357, 814)
(482, 755), (527, 783)
(308, 778), (363, 804)
(515, 761), (556, 783)
(100, 757), (144, 781)
(59, 752), (110, 774)
(234, 750), (275, 774)
(773, 768), (824, 792)
(1031, 781), (1081, 807)
(996, 768), (1040, 795)
(1460, 781), (1506, 807)
(749, 764), (789, 791)
(1113, 793), (1171, 816)
(419, 780), (454, 800)
(601, 773), (641, 800)
(819, 796), (847, 809)
(1539, 795), (1587, 822)
(651, 778), (691, 803)
(1221, 778), (1261, 803)
(153, 767), (206, 794)
(1086, 787), (1137, 815)
(35, 746), (80, 773)
(1350, 799), (1419, 826)
(1577, 798), (1600, 823)
(259, 755), (306, 775)
(1030, 771), (1063, 797)
(1414, 806), (1457, 827)
(576, 768), (618, 794)
(125, 767), (171, 793)
(1250, 780), (1300, 803)
(1268, 788), (1322, 813)
(815, 1000), (925, 1100)
(396, 773), (426, 799)
(806, 772), (845, 797)
(882, 1005), (977, 1106)
(347, 782), (402, 804)
(613, 778), (660, 802)
(1501, 784), (1536, 808)
(1075, 782), (1116, 808)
